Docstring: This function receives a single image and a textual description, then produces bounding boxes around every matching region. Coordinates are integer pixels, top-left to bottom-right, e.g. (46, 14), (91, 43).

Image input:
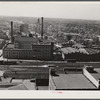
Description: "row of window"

(3, 50), (33, 56)
(3, 54), (32, 58)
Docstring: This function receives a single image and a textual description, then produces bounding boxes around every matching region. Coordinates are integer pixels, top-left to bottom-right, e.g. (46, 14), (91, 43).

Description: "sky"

(0, 2), (100, 20)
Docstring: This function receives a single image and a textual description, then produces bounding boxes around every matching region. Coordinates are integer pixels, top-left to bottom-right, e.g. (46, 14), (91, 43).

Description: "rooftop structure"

(61, 47), (100, 61)
(20, 24), (29, 35)
(61, 47), (89, 54)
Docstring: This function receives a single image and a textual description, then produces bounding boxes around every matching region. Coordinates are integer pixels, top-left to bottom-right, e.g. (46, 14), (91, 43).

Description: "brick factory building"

(32, 42), (54, 60)
(3, 42), (54, 60)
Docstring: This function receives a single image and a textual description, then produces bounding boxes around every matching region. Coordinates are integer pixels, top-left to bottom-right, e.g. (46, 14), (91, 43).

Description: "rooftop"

(5, 43), (32, 50)
(51, 74), (96, 90)
(61, 47), (88, 54)
(6, 43), (14, 49)
(14, 36), (39, 42)
(72, 43), (85, 48)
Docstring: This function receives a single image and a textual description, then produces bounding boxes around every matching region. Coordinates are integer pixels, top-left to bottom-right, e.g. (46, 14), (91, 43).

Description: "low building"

(3, 66), (49, 87)
(61, 47), (89, 61)
(49, 66), (99, 90)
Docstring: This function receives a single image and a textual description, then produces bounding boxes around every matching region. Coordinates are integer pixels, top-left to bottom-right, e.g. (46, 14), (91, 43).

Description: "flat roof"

(52, 74), (96, 89)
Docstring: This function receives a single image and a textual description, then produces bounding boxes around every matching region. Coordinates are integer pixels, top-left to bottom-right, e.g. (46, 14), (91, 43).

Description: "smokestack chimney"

(11, 21), (14, 43)
(41, 17), (43, 38)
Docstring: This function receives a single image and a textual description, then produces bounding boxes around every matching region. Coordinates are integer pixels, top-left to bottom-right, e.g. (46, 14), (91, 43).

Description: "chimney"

(11, 21), (14, 43)
(41, 17), (43, 38)
(37, 18), (40, 34)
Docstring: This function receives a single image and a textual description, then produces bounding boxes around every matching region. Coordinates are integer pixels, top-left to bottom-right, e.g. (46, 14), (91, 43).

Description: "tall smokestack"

(41, 17), (43, 38)
(11, 21), (14, 43)
(36, 18), (40, 34)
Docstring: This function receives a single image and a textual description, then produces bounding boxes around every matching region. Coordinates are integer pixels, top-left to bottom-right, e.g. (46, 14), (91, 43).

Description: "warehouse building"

(61, 47), (89, 61)
(61, 47), (100, 62)
(49, 65), (100, 90)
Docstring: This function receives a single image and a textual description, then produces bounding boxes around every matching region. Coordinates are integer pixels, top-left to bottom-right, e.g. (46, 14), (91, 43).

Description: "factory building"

(2, 18), (54, 60)
(32, 42), (54, 60)
(3, 43), (33, 59)
(3, 42), (54, 60)
(61, 47), (100, 62)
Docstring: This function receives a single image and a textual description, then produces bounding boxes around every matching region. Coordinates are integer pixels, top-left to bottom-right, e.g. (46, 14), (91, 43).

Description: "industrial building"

(49, 65), (100, 90)
(0, 64), (100, 90)
(2, 19), (54, 60)
(32, 42), (54, 60)
(61, 47), (100, 62)
(0, 66), (49, 90)
(3, 45), (33, 59)
(3, 42), (54, 60)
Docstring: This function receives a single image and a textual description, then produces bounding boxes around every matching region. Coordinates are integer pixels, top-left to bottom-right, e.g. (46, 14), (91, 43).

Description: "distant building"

(32, 42), (54, 60)
(20, 24), (29, 33)
(2, 43), (33, 59)
(20, 24), (30, 36)
(61, 47), (100, 62)
(3, 41), (54, 60)
(61, 47), (89, 61)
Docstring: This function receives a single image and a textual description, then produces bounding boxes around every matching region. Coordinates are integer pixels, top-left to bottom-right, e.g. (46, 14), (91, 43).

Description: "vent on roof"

(84, 65), (94, 73)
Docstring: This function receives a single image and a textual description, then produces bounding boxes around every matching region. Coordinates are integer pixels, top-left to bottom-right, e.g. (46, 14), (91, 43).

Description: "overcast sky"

(0, 2), (100, 20)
